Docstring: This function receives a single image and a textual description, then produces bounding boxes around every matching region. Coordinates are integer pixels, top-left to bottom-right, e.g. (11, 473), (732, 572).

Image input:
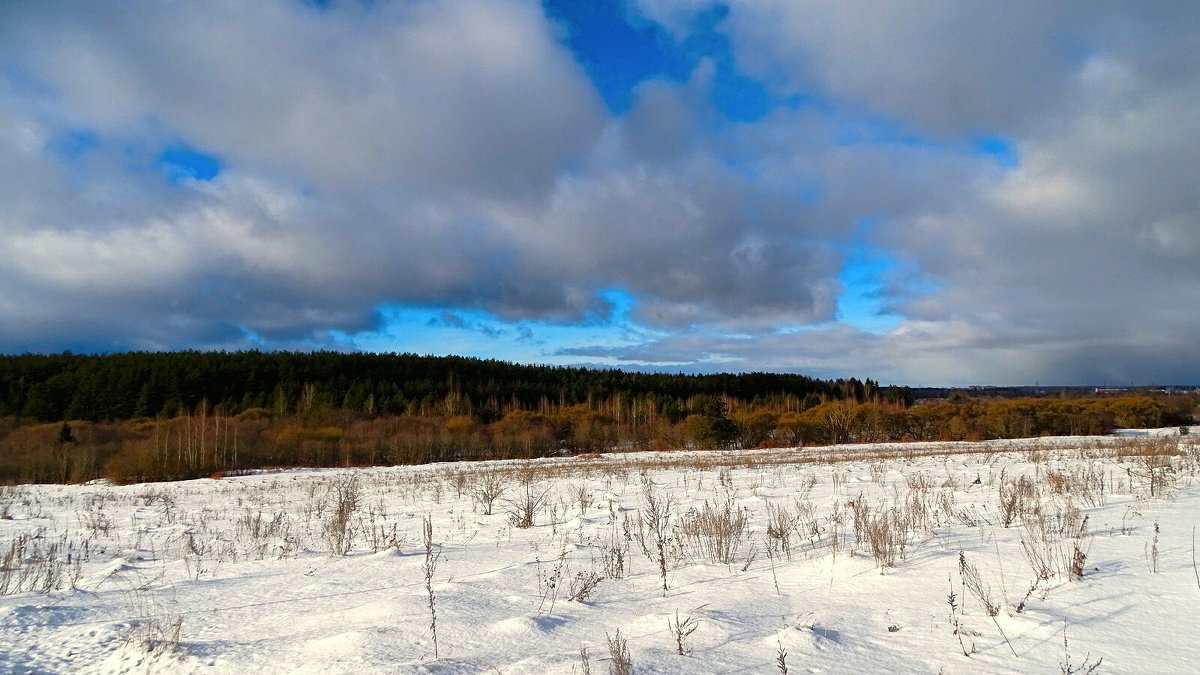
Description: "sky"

(2, 1), (1199, 386)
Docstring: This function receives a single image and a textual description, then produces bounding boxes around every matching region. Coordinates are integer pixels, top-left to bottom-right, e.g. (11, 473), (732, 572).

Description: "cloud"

(621, 1), (1200, 383)
(2, 0), (606, 198)
(1, 1), (1199, 384)
(0, 0), (604, 345)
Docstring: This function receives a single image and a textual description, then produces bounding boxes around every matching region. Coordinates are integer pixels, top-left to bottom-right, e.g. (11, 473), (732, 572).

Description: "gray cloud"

(2, 1), (1198, 384)
(621, 0), (1200, 384)
(2, 1), (606, 200)
(0, 0), (605, 347)
(0, 0), (847, 351)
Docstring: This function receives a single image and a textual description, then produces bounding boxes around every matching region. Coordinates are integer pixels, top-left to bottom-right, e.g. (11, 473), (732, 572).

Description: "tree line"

(0, 351), (892, 423)
(0, 351), (1193, 485)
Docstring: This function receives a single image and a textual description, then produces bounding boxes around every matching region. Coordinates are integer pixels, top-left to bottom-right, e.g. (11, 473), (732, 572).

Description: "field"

(2, 432), (1198, 673)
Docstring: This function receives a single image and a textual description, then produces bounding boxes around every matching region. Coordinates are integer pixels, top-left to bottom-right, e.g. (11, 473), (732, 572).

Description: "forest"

(0, 351), (883, 422)
(0, 351), (1193, 484)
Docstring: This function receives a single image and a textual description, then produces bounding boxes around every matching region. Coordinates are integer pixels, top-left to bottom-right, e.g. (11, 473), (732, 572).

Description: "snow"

(2, 433), (1198, 673)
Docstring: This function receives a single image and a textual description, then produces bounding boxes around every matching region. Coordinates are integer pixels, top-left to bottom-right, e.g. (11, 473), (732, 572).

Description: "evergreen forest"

(0, 351), (1193, 484)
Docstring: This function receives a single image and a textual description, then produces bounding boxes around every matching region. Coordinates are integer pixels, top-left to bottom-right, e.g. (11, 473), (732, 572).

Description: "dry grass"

(678, 498), (750, 565)
(997, 473), (1039, 527)
(640, 482), (673, 593)
(606, 628), (632, 675)
(0, 532), (82, 595)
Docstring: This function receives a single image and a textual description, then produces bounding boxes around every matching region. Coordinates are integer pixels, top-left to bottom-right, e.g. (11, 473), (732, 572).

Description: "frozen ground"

(1, 433), (1198, 674)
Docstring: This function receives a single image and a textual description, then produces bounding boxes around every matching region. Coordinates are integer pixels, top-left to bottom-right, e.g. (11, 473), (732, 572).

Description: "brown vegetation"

(0, 392), (1192, 485)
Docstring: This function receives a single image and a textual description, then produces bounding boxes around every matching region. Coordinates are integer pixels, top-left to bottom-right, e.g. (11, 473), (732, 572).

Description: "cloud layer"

(2, 0), (1198, 384)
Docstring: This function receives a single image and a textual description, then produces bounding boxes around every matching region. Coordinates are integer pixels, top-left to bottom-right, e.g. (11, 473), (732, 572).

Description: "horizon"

(2, 2), (1199, 386)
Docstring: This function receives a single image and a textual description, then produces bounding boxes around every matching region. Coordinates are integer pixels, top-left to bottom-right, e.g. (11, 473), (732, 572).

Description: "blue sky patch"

(543, 0), (691, 113)
(709, 68), (772, 122)
(543, 0), (775, 122)
(973, 135), (1019, 168)
(835, 222), (902, 334)
(681, 5), (775, 123)
(341, 290), (651, 366)
(158, 145), (222, 183)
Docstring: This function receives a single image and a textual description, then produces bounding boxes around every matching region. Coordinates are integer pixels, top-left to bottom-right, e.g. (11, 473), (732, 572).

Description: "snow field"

(1, 434), (1198, 673)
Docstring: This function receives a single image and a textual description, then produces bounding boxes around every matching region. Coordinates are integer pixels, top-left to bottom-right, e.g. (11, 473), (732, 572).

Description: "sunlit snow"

(1, 431), (1197, 673)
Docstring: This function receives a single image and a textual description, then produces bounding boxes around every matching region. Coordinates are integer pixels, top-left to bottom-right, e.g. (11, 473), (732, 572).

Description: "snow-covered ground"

(2, 433), (1198, 674)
